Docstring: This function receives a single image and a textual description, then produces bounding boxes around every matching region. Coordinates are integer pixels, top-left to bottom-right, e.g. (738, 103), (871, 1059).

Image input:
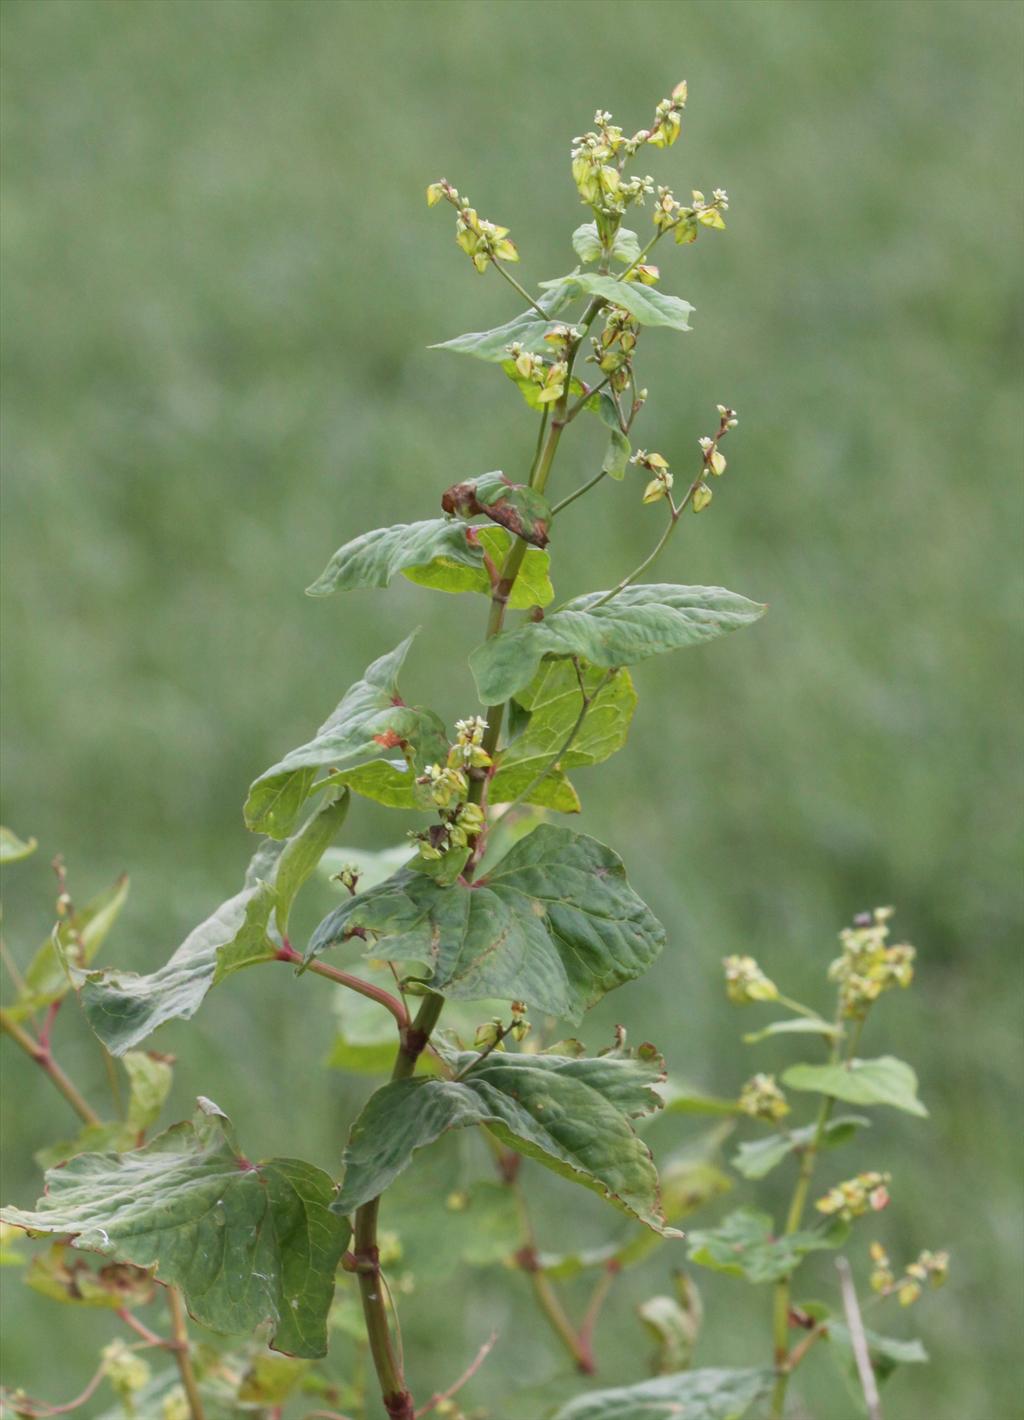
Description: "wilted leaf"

(442, 471), (551, 549)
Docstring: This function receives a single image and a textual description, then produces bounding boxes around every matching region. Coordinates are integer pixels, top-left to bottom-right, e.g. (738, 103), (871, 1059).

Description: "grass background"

(1, 0), (1021, 1415)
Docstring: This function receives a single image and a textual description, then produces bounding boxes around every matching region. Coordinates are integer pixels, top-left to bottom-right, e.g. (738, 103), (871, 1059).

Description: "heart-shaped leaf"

(334, 1047), (674, 1234)
(782, 1056), (928, 1117)
(1, 1100), (350, 1358)
(307, 823), (665, 1023)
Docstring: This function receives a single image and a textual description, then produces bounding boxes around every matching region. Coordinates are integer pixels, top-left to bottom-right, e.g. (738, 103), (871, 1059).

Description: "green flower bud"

(722, 954), (778, 1004)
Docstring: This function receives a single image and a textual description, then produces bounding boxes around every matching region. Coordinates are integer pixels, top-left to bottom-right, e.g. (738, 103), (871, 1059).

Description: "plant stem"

(588, 498), (680, 611)
(0, 1011), (101, 1127)
(277, 944), (410, 1030)
(353, 992), (445, 1419)
(769, 1016), (864, 1416)
(167, 1285), (206, 1420)
(489, 257), (551, 318)
(551, 468), (608, 517)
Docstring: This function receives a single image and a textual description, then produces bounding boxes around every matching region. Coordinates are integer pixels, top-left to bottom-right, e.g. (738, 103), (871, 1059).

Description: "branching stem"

(0, 1011), (101, 1127)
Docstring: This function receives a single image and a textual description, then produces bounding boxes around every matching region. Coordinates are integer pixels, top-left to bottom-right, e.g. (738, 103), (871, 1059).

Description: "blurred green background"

(2, 0), (1021, 1415)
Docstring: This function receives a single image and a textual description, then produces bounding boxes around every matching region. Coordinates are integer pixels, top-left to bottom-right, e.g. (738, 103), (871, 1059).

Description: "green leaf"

(661, 1084), (740, 1116)
(0, 826), (37, 862)
(237, 1353), (310, 1402)
(489, 664), (637, 813)
(571, 224), (642, 265)
(5, 874), (131, 1022)
(687, 1207), (848, 1283)
(307, 822), (665, 1023)
(470, 585), (766, 704)
(306, 519), (484, 597)
(245, 635), (448, 836)
(71, 878), (277, 1055)
(602, 428), (631, 479)
(430, 280), (579, 361)
(442, 471), (551, 549)
(334, 1048), (674, 1233)
(731, 1116), (870, 1180)
(542, 272), (694, 332)
(1, 1099), (350, 1358)
(742, 1016), (840, 1044)
(782, 1056), (928, 1117)
(272, 790), (350, 935)
(825, 1319), (929, 1367)
(550, 1366), (774, 1420)
(403, 524), (554, 609)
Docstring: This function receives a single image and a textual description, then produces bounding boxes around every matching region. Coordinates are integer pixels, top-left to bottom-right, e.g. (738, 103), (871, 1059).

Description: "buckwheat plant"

(1, 88), (947, 1420)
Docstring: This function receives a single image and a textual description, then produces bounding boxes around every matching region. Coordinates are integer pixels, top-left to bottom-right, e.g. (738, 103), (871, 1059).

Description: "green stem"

(588, 498), (680, 610)
(167, 1286), (206, 1420)
(489, 257), (550, 318)
(769, 1017), (864, 1416)
(353, 993), (444, 1420)
(1, 1011), (101, 1127)
(551, 468), (608, 517)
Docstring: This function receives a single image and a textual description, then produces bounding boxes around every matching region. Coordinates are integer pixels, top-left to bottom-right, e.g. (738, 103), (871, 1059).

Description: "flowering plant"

(1, 85), (946, 1420)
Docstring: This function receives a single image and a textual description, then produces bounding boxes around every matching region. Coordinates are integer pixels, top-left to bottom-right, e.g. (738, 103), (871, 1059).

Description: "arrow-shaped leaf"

(1, 1099), (350, 1358)
(687, 1206), (848, 1283)
(541, 272), (694, 332)
(307, 823), (665, 1023)
(471, 584), (766, 704)
(306, 518), (485, 597)
(245, 635), (447, 836)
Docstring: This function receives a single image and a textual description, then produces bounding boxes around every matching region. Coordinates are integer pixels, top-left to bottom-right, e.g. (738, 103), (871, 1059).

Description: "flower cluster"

(631, 449), (673, 505)
(592, 307), (640, 390)
(653, 186), (728, 244)
(869, 1241), (950, 1305)
(505, 342), (569, 405)
(569, 85), (686, 217)
(815, 1170), (891, 1222)
(691, 405), (738, 515)
(723, 954), (779, 1005)
(426, 179), (518, 273)
(101, 1339), (151, 1401)
(738, 1072), (789, 1122)
(410, 718), (492, 862)
(828, 906), (916, 1019)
